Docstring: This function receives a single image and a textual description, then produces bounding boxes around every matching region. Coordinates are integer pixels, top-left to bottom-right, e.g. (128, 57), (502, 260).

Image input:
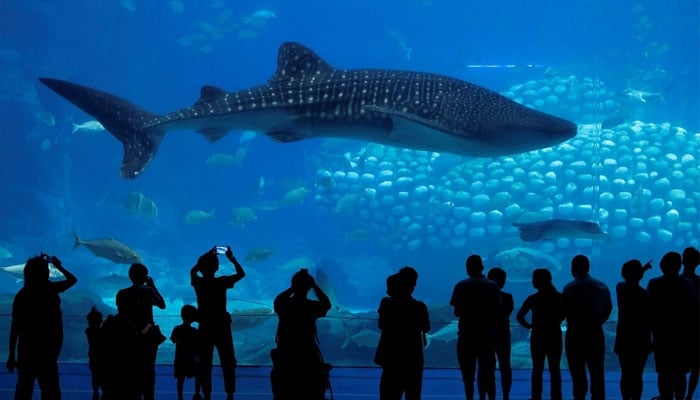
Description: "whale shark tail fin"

(39, 78), (165, 179)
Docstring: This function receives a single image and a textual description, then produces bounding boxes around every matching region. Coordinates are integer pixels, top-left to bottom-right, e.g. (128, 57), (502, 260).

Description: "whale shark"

(39, 42), (577, 179)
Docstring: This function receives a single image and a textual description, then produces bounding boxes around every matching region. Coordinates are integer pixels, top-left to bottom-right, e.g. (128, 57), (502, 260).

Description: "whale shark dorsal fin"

(269, 42), (334, 83)
(196, 85), (227, 105)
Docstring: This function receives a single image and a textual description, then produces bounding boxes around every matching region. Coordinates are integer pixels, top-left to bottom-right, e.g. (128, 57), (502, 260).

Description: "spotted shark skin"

(39, 42), (577, 179)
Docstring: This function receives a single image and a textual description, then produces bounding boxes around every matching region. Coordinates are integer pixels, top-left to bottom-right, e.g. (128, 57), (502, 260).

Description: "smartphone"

(42, 253), (55, 264)
(215, 246), (227, 255)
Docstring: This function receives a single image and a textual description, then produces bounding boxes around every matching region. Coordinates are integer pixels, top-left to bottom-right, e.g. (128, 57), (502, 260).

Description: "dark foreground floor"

(0, 364), (696, 400)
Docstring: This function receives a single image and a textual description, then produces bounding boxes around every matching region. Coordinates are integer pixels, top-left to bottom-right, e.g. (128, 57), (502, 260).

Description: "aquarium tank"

(0, 0), (698, 370)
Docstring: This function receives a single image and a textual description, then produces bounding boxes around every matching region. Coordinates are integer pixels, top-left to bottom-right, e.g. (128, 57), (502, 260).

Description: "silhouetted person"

(516, 268), (564, 400)
(116, 263), (166, 400)
(681, 247), (700, 400)
(375, 267), (430, 400)
(486, 267), (513, 400)
(171, 304), (202, 400)
(450, 254), (502, 400)
(273, 268), (332, 400)
(647, 251), (697, 400)
(6, 254), (77, 400)
(614, 259), (652, 400)
(561, 254), (612, 400)
(86, 306), (105, 400)
(190, 246), (245, 400)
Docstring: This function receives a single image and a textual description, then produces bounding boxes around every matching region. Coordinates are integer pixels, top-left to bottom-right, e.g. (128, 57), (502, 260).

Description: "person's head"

(197, 251), (219, 277)
(682, 247), (699, 271)
(386, 273), (401, 297)
(621, 259), (645, 283)
(398, 266), (418, 288)
(87, 306), (103, 328)
(487, 267), (506, 289)
(466, 254), (484, 277)
(128, 263), (149, 285)
(23, 256), (50, 285)
(660, 251), (682, 276)
(181, 304), (198, 324)
(532, 268), (552, 290)
(571, 255), (590, 278)
(291, 268), (314, 296)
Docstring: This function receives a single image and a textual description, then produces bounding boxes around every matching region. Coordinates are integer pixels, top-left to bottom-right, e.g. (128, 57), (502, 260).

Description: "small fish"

(281, 186), (310, 205)
(72, 120), (105, 134)
(232, 207), (257, 227)
(240, 130), (257, 145)
(387, 30), (413, 61)
(73, 232), (142, 264)
(183, 209), (215, 224)
(36, 110), (56, 127)
(244, 248), (277, 262)
(512, 219), (608, 242)
(207, 152), (236, 166)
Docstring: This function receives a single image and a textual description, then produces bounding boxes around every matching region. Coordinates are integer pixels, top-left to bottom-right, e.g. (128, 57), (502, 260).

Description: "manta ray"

(39, 42), (577, 179)
(513, 219), (609, 242)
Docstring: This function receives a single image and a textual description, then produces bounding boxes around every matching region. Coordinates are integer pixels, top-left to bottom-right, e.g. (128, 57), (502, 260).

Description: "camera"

(215, 246), (228, 255)
(41, 253), (55, 264)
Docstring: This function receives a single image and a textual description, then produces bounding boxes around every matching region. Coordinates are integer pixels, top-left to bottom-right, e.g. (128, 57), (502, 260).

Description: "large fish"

(73, 232), (142, 264)
(512, 219), (609, 242)
(1, 262), (65, 281)
(39, 42), (577, 179)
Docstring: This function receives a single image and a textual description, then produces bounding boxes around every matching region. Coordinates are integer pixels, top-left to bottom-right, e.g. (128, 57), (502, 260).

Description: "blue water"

(0, 0), (698, 367)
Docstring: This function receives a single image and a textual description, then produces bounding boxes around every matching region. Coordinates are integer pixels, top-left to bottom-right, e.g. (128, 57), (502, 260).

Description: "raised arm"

(311, 278), (331, 313)
(226, 247), (246, 283)
(146, 276), (166, 310)
(51, 257), (78, 293)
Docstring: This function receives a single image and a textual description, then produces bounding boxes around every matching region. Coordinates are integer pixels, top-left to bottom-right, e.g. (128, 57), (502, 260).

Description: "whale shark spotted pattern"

(39, 42), (577, 179)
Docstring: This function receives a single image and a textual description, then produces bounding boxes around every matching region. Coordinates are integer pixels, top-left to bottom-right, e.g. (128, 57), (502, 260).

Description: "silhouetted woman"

(487, 267), (513, 400)
(191, 246), (245, 400)
(273, 268), (331, 399)
(614, 259), (652, 400)
(6, 254), (77, 400)
(516, 268), (563, 400)
(375, 267), (430, 400)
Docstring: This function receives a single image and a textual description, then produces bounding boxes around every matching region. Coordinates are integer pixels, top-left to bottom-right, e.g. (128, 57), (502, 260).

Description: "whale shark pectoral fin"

(363, 104), (447, 131)
(197, 128), (230, 142)
(265, 130), (307, 143)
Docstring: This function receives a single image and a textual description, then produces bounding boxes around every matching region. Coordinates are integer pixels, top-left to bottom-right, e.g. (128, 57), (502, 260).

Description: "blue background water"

(0, 0), (698, 367)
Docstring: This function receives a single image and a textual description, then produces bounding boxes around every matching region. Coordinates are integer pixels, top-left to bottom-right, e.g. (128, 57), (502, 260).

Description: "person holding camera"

(272, 268), (332, 400)
(6, 254), (78, 400)
(190, 246), (246, 400)
(114, 262), (166, 400)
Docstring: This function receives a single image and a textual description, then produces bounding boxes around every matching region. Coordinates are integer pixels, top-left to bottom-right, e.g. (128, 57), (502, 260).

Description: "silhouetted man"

(487, 267), (513, 400)
(562, 254), (612, 400)
(450, 254), (502, 400)
(273, 268), (331, 400)
(614, 259), (652, 400)
(375, 267), (430, 400)
(6, 254), (77, 400)
(648, 251), (697, 400)
(116, 263), (166, 400)
(681, 247), (699, 400)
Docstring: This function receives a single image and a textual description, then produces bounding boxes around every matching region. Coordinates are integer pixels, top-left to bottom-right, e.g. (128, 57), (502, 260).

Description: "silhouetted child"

(86, 306), (105, 400)
(487, 267), (513, 400)
(171, 304), (202, 400)
(681, 247), (700, 400)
